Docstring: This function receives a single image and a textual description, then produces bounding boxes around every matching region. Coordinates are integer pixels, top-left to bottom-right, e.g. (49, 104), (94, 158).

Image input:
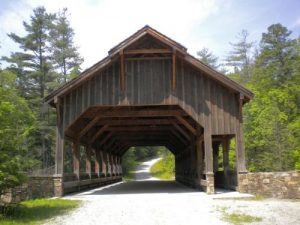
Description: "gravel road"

(46, 158), (300, 225)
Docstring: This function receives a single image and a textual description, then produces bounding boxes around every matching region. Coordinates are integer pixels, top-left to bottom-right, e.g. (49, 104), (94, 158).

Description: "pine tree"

(243, 24), (300, 171)
(3, 7), (56, 169)
(49, 8), (83, 84)
(226, 30), (254, 83)
(4, 7), (56, 102)
(197, 47), (219, 69)
(256, 23), (296, 86)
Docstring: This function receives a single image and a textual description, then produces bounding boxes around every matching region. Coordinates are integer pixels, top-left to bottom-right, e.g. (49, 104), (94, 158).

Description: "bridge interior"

(61, 105), (237, 195)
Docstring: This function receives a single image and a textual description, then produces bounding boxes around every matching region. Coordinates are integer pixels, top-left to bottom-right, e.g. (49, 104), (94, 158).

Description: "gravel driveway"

(46, 158), (300, 225)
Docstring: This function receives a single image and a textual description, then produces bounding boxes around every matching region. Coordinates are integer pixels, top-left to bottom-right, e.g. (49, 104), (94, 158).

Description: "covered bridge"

(45, 25), (253, 196)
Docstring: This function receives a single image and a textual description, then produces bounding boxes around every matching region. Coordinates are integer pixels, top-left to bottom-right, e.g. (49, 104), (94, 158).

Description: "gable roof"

(45, 25), (253, 105)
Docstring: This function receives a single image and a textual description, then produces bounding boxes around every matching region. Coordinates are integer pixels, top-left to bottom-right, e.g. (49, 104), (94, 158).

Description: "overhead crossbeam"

(175, 116), (197, 136)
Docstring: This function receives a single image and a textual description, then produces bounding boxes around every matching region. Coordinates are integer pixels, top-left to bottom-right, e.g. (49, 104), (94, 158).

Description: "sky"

(0, 0), (300, 70)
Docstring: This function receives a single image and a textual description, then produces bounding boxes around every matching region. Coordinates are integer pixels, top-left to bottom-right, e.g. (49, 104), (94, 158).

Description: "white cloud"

(0, 0), (221, 69)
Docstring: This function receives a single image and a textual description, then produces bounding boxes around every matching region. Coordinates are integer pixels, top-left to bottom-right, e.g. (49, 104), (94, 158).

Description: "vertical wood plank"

(120, 52), (125, 91)
(172, 51), (176, 91)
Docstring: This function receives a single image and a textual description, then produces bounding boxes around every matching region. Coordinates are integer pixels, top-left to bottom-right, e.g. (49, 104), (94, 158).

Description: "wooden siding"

(61, 57), (239, 135)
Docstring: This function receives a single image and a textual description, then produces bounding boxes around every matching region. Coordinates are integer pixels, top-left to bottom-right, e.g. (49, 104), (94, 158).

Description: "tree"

(243, 24), (300, 171)
(255, 24), (296, 87)
(197, 47), (220, 69)
(226, 30), (254, 83)
(5, 7), (56, 102)
(49, 8), (83, 84)
(0, 70), (36, 196)
(3, 7), (56, 169)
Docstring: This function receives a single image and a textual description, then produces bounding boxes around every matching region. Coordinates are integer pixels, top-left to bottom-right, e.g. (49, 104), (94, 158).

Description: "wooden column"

(196, 135), (204, 189)
(54, 97), (64, 196)
(94, 149), (101, 177)
(118, 156), (121, 175)
(86, 146), (92, 178)
(110, 154), (115, 176)
(101, 151), (106, 177)
(204, 77), (214, 194)
(236, 95), (247, 173)
(222, 138), (230, 189)
(72, 142), (80, 180)
(115, 156), (118, 175)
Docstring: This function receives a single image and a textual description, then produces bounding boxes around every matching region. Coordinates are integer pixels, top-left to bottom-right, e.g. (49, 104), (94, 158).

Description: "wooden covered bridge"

(45, 26), (253, 196)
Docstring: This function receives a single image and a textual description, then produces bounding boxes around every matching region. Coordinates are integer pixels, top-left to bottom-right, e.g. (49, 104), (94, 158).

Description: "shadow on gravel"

(84, 181), (200, 195)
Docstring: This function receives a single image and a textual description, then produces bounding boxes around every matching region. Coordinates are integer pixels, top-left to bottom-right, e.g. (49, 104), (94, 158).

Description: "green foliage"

(197, 47), (219, 69)
(0, 198), (80, 225)
(150, 150), (175, 180)
(226, 29), (254, 83)
(0, 70), (37, 195)
(222, 212), (262, 225)
(2, 6), (83, 169)
(231, 23), (300, 171)
(122, 146), (166, 180)
(49, 8), (83, 84)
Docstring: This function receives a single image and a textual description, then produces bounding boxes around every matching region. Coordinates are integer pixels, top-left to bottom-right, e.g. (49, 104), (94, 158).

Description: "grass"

(0, 198), (80, 225)
(215, 195), (266, 201)
(223, 212), (262, 225)
(217, 206), (262, 225)
(123, 160), (139, 181)
(150, 153), (175, 180)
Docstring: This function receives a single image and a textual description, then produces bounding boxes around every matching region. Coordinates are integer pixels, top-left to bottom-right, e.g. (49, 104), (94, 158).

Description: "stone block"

(263, 179), (270, 184)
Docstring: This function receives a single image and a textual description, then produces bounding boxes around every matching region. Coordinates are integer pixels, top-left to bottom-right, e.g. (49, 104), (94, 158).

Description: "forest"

(0, 7), (299, 194)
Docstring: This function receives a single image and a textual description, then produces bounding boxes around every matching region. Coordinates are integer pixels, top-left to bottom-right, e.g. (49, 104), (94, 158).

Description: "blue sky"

(0, 0), (299, 69)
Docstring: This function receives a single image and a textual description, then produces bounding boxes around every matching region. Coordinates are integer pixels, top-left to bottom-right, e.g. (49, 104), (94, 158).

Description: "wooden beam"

(170, 129), (189, 145)
(175, 116), (197, 136)
(97, 132), (114, 147)
(97, 118), (178, 126)
(172, 50), (176, 91)
(90, 124), (109, 145)
(124, 49), (172, 55)
(86, 109), (186, 118)
(78, 115), (102, 139)
(172, 123), (191, 141)
(106, 126), (172, 132)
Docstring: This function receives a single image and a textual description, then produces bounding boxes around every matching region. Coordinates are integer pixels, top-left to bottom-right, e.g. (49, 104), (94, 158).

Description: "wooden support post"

(236, 95), (247, 173)
(54, 97), (64, 196)
(72, 142), (80, 180)
(119, 156), (122, 175)
(100, 151), (108, 177)
(112, 155), (118, 176)
(86, 146), (92, 179)
(196, 135), (204, 189)
(203, 77), (214, 194)
(120, 50), (125, 91)
(222, 138), (230, 189)
(172, 50), (176, 91)
(94, 149), (100, 177)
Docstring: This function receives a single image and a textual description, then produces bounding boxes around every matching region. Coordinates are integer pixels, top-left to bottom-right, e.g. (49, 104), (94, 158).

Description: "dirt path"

(134, 157), (161, 181)
(46, 158), (300, 225)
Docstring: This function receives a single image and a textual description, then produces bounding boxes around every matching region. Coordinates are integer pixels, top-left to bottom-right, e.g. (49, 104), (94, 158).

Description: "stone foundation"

(206, 172), (215, 194)
(238, 171), (300, 199)
(1, 175), (55, 204)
